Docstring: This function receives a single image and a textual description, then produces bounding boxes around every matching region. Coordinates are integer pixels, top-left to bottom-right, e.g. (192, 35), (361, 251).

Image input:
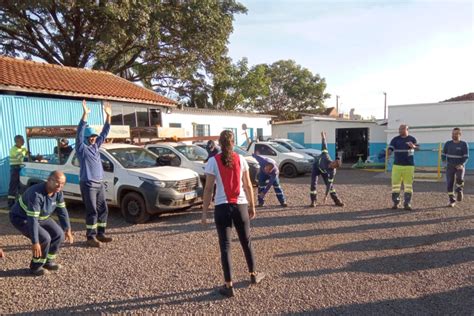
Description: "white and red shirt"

(204, 153), (249, 205)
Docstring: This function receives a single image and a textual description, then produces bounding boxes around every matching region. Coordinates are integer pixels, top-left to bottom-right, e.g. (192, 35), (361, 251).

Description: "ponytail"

(219, 130), (235, 168)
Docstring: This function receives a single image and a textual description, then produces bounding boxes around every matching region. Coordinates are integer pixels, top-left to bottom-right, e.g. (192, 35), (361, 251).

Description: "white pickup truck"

(20, 142), (202, 224)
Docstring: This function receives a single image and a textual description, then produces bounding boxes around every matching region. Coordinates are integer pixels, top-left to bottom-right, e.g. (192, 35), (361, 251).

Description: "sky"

(227, 0), (473, 119)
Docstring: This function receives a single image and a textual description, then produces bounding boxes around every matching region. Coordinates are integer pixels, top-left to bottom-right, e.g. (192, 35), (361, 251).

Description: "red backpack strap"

(215, 152), (241, 203)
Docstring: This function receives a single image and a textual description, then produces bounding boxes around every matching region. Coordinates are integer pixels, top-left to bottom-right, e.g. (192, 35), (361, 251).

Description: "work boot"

(391, 192), (401, 206)
(404, 204), (413, 211)
(217, 285), (235, 298)
(334, 198), (345, 207)
(43, 262), (62, 271)
(457, 191), (463, 202)
(30, 267), (49, 276)
(448, 201), (456, 207)
(86, 237), (101, 248)
(96, 235), (113, 243)
(404, 192), (413, 207)
(250, 272), (266, 285)
(257, 203), (264, 208)
(310, 201), (316, 208)
(280, 202), (288, 207)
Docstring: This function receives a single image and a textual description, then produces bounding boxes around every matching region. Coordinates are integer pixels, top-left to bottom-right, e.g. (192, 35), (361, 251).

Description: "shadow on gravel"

(283, 246), (474, 278)
(253, 215), (474, 241)
(252, 208), (414, 229)
(0, 268), (36, 278)
(16, 282), (248, 315)
(289, 286), (474, 316)
(276, 229), (474, 257)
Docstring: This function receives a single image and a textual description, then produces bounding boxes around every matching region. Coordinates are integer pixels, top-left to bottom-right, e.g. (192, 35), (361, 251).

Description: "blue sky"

(228, 0), (473, 118)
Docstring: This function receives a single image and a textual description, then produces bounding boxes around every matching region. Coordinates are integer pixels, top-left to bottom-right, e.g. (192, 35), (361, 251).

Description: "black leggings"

(214, 203), (256, 282)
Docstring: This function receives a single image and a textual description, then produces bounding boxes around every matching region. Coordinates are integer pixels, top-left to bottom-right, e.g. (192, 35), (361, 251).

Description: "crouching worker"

(9, 171), (73, 276)
(310, 132), (344, 207)
(253, 152), (287, 207)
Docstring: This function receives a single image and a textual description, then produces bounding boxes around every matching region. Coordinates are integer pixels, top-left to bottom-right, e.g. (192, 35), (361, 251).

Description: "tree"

(213, 59), (329, 119)
(0, 0), (246, 100)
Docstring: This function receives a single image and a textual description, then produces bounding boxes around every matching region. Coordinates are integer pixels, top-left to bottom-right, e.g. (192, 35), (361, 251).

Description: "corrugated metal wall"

(0, 95), (104, 195)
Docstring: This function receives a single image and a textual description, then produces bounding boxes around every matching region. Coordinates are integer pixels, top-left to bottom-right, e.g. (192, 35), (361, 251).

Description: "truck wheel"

(282, 163), (298, 178)
(121, 192), (150, 224)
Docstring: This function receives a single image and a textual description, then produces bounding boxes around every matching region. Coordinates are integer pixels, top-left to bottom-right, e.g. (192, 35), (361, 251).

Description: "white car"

(21, 143), (202, 224)
(270, 138), (322, 158)
(247, 141), (314, 178)
(145, 143), (208, 180)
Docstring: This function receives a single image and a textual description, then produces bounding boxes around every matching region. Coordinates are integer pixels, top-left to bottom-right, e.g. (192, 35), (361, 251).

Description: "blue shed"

(0, 56), (176, 196)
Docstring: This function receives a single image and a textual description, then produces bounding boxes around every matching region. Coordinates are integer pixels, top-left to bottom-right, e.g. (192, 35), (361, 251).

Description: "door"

(335, 128), (369, 163)
(100, 153), (116, 203)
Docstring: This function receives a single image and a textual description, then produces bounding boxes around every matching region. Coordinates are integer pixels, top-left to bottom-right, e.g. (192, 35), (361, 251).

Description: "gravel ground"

(1, 169), (473, 315)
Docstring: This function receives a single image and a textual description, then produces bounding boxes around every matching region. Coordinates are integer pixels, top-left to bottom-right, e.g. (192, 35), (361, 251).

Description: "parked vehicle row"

(20, 127), (318, 223)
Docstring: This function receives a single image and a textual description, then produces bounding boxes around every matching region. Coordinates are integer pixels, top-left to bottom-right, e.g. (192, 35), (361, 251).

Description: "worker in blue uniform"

(442, 127), (469, 207)
(309, 132), (344, 207)
(388, 124), (419, 210)
(76, 99), (113, 247)
(9, 171), (73, 276)
(253, 153), (287, 207)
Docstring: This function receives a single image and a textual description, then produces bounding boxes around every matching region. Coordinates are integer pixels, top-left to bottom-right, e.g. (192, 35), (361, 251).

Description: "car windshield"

(107, 147), (158, 169)
(233, 146), (251, 156)
(269, 143), (291, 153)
(175, 145), (208, 161)
(287, 140), (306, 149)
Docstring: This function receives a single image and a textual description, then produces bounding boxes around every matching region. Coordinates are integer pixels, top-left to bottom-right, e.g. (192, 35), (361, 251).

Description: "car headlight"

(296, 159), (311, 163)
(139, 177), (175, 188)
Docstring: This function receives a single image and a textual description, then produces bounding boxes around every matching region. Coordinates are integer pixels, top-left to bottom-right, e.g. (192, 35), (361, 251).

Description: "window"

(224, 127), (237, 137)
(169, 123), (182, 128)
(111, 104), (124, 125)
(136, 107), (148, 127)
(257, 128), (264, 139)
(100, 153), (114, 173)
(194, 124), (210, 137)
(147, 146), (181, 167)
(276, 141), (292, 151)
(255, 144), (276, 156)
(149, 108), (162, 127)
(123, 106), (137, 127)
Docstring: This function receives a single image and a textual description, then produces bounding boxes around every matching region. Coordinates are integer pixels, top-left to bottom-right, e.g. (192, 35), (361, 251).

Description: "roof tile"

(0, 56), (176, 106)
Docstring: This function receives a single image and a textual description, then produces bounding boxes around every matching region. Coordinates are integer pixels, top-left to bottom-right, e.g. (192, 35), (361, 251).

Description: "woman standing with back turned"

(202, 130), (265, 298)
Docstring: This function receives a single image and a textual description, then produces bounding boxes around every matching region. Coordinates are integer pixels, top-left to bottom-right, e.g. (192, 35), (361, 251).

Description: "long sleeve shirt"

(312, 138), (336, 194)
(75, 119), (110, 182)
(442, 140), (469, 166)
(9, 145), (28, 166)
(10, 183), (70, 244)
(252, 153), (279, 194)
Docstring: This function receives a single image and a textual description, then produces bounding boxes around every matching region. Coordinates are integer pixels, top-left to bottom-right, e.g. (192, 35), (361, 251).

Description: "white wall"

(272, 117), (386, 145)
(387, 101), (474, 144)
(162, 110), (272, 145)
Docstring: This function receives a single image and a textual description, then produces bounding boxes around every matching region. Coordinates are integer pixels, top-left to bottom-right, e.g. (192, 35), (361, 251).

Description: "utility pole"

(336, 95), (339, 114)
(383, 92), (387, 120)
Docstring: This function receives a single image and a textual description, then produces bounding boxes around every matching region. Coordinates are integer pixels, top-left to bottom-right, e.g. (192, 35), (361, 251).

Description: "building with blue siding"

(0, 56), (175, 196)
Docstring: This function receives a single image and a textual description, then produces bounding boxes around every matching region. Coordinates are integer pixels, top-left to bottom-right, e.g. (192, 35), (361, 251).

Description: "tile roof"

(442, 93), (474, 102)
(0, 56), (176, 107)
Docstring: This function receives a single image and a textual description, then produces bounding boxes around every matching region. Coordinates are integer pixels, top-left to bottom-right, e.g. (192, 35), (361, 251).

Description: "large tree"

(0, 0), (246, 100)
(213, 59), (329, 119)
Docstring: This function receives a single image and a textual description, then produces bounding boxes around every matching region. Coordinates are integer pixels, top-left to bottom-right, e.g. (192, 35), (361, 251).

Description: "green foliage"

(0, 0), (246, 101)
(213, 59), (329, 120)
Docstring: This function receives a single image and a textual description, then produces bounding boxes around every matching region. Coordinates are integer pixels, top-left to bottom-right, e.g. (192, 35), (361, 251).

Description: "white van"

(247, 141), (314, 177)
(21, 143), (202, 224)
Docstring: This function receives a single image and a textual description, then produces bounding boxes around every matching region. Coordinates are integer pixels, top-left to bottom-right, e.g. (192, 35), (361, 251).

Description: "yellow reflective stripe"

(39, 215), (50, 220)
(32, 257), (47, 264)
(97, 222), (107, 228)
(322, 150), (328, 153)
(86, 224), (98, 229)
(47, 253), (57, 260)
(310, 191), (317, 194)
(57, 202), (66, 208)
(7, 195), (16, 199)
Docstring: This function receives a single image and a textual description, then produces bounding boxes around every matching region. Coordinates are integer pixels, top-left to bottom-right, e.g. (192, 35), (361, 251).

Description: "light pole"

(336, 95), (339, 114)
(383, 92), (387, 120)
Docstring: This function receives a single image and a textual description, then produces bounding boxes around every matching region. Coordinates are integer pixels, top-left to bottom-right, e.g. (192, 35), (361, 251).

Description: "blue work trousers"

(80, 181), (108, 239)
(257, 173), (286, 205)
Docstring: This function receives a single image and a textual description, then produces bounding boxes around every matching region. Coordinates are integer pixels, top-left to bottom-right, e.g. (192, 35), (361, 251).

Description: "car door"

(100, 153), (116, 203)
